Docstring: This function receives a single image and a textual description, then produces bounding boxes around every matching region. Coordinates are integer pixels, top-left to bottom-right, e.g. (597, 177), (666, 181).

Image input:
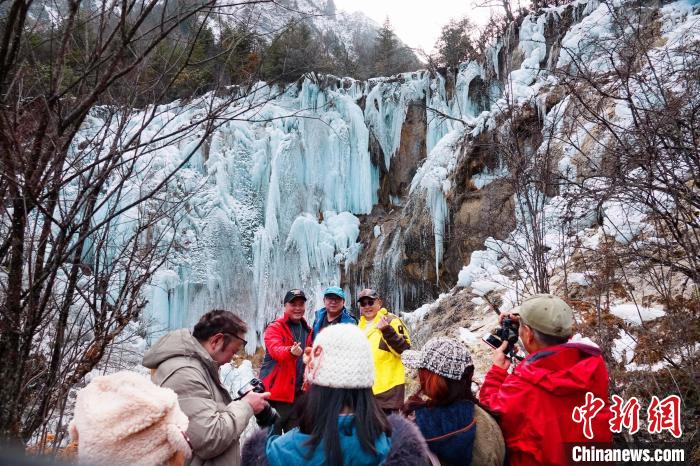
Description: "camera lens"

(255, 405), (280, 428)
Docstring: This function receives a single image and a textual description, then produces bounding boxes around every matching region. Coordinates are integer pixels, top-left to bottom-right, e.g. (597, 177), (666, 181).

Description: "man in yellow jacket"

(357, 288), (411, 412)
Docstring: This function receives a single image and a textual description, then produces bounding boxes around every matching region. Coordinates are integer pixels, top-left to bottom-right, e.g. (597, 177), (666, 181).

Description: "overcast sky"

(332, 0), (493, 53)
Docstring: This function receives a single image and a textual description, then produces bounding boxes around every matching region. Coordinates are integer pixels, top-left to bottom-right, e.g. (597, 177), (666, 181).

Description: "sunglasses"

(358, 299), (376, 307)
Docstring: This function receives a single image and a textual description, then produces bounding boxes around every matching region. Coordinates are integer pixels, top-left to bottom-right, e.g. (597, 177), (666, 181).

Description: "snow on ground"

(602, 200), (651, 245)
(402, 293), (449, 325)
(456, 240), (518, 312)
(609, 328), (696, 372)
(567, 272), (591, 286)
(221, 360), (256, 395)
(612, 329), (636, 365)
(610, 303), (666, 325)
(459, 327), (482, 346)
(472, 165), (508, 189)
(570, 333), (600, 349)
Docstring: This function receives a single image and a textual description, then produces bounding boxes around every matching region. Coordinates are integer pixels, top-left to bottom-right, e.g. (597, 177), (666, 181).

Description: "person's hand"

(376, 315), (390, 330)
(302, 346), (312, 365)
(498, 312), (520, 324)
(290, 342), (303, 357)
(242, 390), (271, 414)
(492, 340), (511, 371)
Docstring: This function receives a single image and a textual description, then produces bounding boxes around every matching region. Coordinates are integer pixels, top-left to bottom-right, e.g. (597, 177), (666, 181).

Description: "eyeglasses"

(225, 333), (248, 347)
(358, 299), (375, 307)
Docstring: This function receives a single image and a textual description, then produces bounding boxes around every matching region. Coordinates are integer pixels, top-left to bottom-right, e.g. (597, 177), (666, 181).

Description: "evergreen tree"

(170, 24), (217, 99)
(371, 17), (419, 77)
(347, 28), (373, 79)
(320, 30), (353, 76)
(140, 22), (218, 102)
(220, 24), (264, 85)
(373, 17), (399, 76)
(436, 18), (477, 68)
(261, 21), (320, 82)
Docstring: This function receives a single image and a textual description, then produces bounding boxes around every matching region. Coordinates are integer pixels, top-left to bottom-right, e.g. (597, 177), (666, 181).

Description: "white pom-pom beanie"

(69, 371), (191, 466)
(305, 324), (374, 388)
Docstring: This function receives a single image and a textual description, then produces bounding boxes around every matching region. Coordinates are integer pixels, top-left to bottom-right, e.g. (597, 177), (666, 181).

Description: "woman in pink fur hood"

(69, 370), (192, 466)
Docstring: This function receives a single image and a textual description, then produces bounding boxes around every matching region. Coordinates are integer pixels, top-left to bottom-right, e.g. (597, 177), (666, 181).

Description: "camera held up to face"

(483, 317), (522, 360)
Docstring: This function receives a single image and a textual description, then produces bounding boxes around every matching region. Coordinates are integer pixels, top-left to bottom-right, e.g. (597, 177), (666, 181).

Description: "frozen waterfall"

(129, 64), (496, 349)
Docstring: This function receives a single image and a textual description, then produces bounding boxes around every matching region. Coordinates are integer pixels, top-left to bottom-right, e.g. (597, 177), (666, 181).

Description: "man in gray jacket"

(143, 310), (270, 466)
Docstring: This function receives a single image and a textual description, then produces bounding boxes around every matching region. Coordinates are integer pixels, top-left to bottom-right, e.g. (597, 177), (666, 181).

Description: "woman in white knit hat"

(69, 371), (192, 466)
(242, 324), (430, 466)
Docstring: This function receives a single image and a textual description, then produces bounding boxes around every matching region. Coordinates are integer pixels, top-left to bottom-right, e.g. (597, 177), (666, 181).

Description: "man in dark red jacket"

(480, 294), (612, 466)
(260, 289), (313, 433)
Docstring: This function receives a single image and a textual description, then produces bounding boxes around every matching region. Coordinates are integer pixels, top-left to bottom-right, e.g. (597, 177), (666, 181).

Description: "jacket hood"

(142, 328), (217, 374)
(516, 342), (608, 395)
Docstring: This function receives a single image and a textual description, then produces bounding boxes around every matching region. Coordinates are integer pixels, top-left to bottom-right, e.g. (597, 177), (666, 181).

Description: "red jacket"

(479, 343), (613, 466)
(259, 314), (312, 403)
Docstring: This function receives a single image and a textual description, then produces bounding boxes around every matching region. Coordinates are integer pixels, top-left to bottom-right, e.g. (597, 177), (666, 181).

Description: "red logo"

(572, 392), (606, 439)
(609, 395), (641, 435)
(572, 393), (683, 438)
(647, 395), (682, 438)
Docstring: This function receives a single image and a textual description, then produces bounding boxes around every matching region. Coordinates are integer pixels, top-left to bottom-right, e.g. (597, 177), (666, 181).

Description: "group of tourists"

(259, 286), (411, 434)
(68, 291), (613, 466)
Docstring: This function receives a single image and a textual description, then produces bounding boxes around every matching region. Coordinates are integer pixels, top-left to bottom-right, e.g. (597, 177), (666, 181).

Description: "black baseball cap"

(283, 289), (307, 304)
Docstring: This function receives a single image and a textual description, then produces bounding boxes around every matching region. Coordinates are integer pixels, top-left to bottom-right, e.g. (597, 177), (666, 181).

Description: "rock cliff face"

(347, 124), (518, 311)
(345, 0), (699, 320)
(393, 4), (700, 444)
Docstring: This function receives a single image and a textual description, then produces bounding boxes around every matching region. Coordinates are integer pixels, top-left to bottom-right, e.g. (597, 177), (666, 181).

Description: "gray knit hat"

(402, 337), (473, 380)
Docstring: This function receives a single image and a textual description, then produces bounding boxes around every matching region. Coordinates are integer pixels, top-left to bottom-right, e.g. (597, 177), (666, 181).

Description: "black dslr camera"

(235, 378), (279, 427)
(482, 317), (521, 359)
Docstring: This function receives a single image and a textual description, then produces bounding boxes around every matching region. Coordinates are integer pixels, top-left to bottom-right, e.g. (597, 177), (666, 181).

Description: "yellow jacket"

(358, 308), (411, 395)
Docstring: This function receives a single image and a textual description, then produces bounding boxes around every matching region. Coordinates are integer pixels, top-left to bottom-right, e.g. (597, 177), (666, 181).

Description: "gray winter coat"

(470, 405), (505, 466)
(143, 329), (254, 466)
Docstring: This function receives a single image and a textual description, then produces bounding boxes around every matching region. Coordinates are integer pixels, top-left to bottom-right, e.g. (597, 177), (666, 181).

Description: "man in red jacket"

(260, 289), (313, 433)
(480, 294), (612, 466)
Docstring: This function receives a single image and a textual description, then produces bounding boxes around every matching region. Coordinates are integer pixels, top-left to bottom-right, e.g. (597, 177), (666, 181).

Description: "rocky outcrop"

(389, 103), (428, 197)
(375, 102), (428, 204)
(346, 127), (518, 311)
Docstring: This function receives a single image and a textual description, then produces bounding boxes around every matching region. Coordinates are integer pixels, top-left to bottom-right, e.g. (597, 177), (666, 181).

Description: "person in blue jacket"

(311, 286), (357, 340)
(241, 325), (431, 466)
(267, 324), (390, 465)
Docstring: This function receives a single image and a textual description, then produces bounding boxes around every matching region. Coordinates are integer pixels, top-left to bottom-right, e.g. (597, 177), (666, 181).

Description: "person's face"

(359, 297), (382, 320)
(518, 323), (536, 354)
(324, 294), (344, 315)
(209, 332), (246, 365)
(284, 297), (306, 322)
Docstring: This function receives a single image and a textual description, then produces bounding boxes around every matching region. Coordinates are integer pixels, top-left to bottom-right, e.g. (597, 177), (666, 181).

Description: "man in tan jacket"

(144, 310), (270, 466)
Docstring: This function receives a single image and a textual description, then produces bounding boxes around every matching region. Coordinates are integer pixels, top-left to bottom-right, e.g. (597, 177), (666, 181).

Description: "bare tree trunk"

(0, 0), (282, 445)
